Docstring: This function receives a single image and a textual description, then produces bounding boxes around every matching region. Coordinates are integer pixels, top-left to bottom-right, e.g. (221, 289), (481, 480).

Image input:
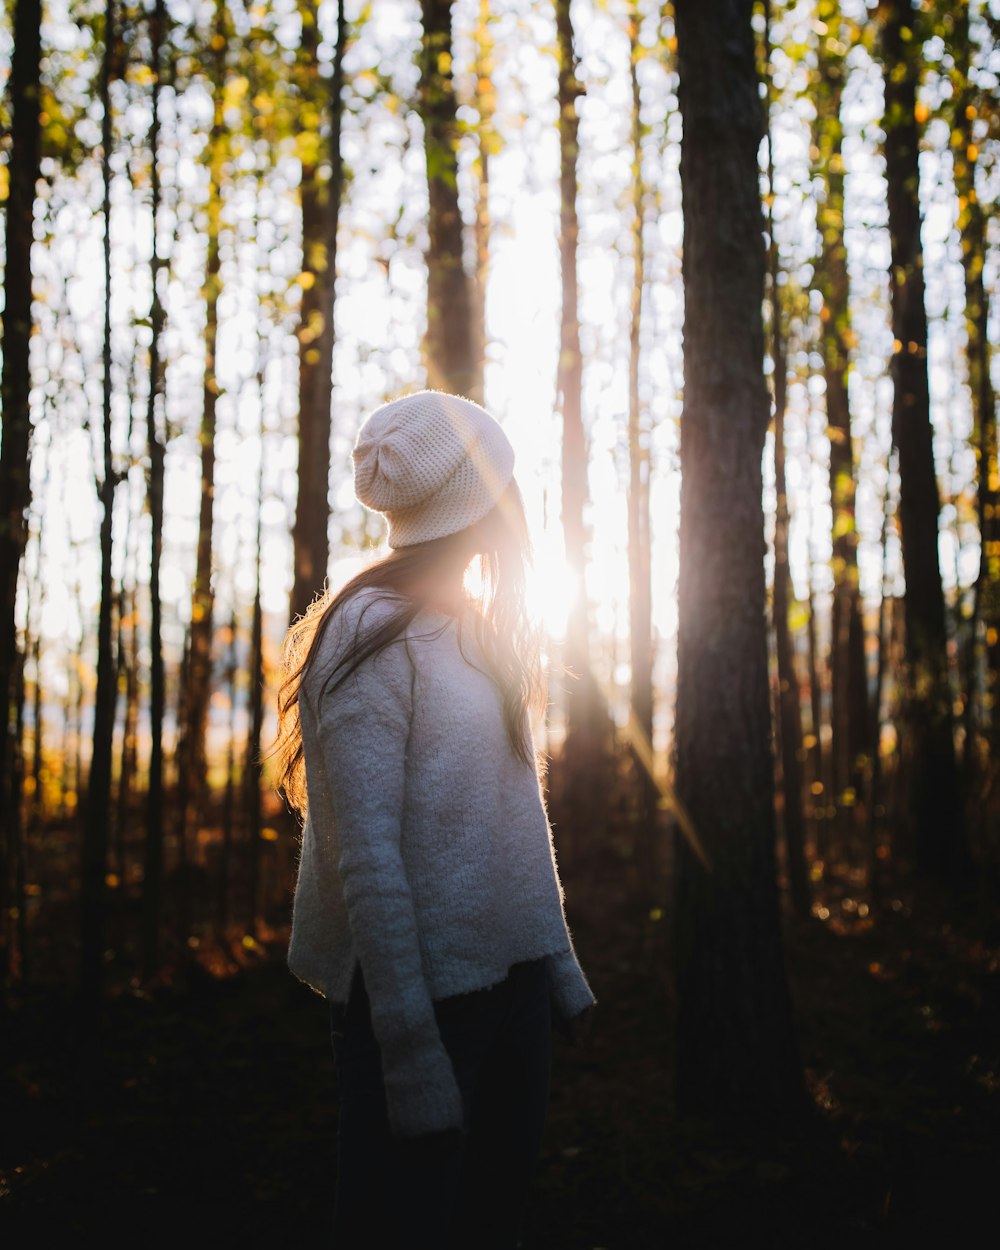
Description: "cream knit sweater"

(287, 589), (595, 1138)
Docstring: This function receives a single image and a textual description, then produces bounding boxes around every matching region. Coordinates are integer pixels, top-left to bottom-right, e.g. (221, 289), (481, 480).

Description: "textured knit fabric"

(352, 390), (516, 548)
(287, 589), (594, 1138)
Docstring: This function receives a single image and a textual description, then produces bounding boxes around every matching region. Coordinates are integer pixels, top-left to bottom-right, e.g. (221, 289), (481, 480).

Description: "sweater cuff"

(379, 1027), (464, 1138)
(545, 949), (596, 1022)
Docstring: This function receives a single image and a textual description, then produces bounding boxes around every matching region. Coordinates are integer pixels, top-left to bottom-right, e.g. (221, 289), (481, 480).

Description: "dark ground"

(2, 869), (999, 1248)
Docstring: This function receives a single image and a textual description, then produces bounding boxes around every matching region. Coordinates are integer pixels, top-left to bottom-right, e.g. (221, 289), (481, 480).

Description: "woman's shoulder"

(304, 588), (412, 693)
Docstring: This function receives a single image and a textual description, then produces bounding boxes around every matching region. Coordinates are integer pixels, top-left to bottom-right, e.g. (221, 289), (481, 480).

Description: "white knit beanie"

(352, 390), (516, 549)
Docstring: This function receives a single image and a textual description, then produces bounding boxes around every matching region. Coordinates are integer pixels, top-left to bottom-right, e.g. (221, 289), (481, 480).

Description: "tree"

(418, 0), (480, 400)
(878, 0), (964, 877)
(290, 0), (347, 623)
(176, 0), (228, 891)
(141, 0), (168, 980)
(813, 1), (867, 845)
(765, 0), (809, 920)
(946, 1), (998, 769)
(627, 3), (655, 853)
(81, 0), (120, 999)
(672, 0), (802, 1115)
(0, 0), (43, 984)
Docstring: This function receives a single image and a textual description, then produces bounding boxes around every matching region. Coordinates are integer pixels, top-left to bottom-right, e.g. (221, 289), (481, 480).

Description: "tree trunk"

(765, 1), (809, 920)
(879, 0), (964, 877)
(948, 2), (997, 770)
(0, 0), (42, 986)
(290, 0), (346, 623)
(141, 0), (167, 981)
(814, 2), (867, 848)
(245, 450), (266, 937)
(419, 0), (480, 401)
(672, 0), (803, 1116)
(472, 0), (494, 381)
(627, 5), (655, 863)
(81, 0), (120, 1000)
(177, 0), (227, 891)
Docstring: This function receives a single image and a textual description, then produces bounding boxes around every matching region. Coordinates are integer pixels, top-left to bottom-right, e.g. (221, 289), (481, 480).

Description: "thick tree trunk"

(0, 0), (42, 983)
(814, 2), (867, 846)
(290, 0), (346, 623)
(879, 0), (964, 877)
(81, 0), (120, 1000)
(672, 0), (802, 1116)
(141, 0), (167, 981)
(419, 0), (480, 401)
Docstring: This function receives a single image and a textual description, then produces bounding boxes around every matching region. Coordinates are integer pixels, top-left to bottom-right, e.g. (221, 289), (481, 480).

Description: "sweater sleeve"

(306, 601), (463, 1138)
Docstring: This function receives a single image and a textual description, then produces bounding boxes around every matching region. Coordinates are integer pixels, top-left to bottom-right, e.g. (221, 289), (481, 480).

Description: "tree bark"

(419, 0), (480, 401)
(672, 0), (803, 1116)
(948, 2), (998, 767)
(141, 0), (167, 980)
(81, 0), (120, 1000)
(554, 0), (609, 857)
(627, 5), (655, 855)
(879, 0), (964, 877)
(0, 0), (42, 985)
(814, 2), (867, 847)
(177, 0), (227, 887)
(765, 0), (809, 920)
(290, 0), (346, 623)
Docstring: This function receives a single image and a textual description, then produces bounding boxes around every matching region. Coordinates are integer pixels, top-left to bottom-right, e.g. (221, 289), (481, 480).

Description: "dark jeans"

(330, 958), (552, 1249)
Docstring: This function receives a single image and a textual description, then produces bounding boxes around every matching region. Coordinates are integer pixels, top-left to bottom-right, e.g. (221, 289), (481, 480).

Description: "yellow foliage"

(297, 270), (316, 291)
(296, 132), (321, 166)
(914, 100), (929, 125)
(225, 76), (250, 109)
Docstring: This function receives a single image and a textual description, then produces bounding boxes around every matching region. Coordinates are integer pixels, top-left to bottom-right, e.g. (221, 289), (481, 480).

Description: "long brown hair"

(272, 480), (543, 818)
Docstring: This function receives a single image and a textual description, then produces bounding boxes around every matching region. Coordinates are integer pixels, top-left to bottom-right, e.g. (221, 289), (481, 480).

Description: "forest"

(1, 0), (999, 1243)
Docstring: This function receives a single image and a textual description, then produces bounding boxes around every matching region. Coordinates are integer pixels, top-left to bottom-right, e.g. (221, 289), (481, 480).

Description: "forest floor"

(2, 863), (999, 1249)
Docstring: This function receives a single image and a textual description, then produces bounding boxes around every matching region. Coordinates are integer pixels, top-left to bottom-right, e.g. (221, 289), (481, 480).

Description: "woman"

(274, 390), (594, 1248)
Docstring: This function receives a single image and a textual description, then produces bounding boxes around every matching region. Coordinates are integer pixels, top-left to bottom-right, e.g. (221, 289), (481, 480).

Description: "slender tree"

(947, 1), (998, 764)
(878, 0), (964, 876)
(290, 0), (347, 623)
(0, 0), (43, 980)
(176, 0), (228, 900)
(141, 0), (168, 979)
(81, 0), (121, 999)
(418, 0), (480, 400)
(554, 0), (610, 853)
(814, 1), (867, 844)
(765, 0), (809, 919)
(627, 5), (655, 846)
(471, 0), (495, 377)
(672, 0), (802, 1114)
